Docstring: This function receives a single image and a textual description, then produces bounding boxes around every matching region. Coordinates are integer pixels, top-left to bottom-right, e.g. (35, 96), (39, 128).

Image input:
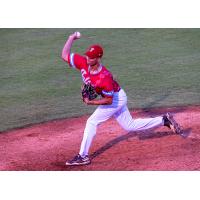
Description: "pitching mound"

(0, 105), (200, 171)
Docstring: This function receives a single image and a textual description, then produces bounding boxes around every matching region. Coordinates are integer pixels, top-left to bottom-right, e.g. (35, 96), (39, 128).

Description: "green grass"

(0, 29), (200, 132)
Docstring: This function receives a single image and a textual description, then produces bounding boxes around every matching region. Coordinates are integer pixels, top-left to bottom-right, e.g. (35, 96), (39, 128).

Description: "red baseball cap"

(85, 44), (103, 59)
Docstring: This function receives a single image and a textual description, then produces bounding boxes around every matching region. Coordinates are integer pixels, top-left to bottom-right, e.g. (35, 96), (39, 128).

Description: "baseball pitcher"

(61, 32), (183, 166)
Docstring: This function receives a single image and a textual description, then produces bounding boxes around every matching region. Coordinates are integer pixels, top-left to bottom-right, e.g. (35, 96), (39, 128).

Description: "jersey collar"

(88, 64), (103, 75)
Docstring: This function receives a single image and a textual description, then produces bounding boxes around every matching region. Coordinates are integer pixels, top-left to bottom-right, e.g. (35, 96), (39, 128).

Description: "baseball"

(75, 31), (81, 39)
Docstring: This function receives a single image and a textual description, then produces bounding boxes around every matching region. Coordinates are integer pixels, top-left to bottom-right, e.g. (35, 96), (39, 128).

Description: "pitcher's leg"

(79, 104), (124, 157)
(79, 118), (97, 157)
(114, 106), (163, 132)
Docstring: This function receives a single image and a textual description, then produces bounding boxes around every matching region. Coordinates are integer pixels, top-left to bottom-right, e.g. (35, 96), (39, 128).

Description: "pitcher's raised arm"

(61, 32), (81, 62)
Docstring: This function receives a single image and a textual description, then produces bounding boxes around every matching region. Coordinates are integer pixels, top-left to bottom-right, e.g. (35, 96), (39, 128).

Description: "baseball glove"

(81, 83), (98, 101)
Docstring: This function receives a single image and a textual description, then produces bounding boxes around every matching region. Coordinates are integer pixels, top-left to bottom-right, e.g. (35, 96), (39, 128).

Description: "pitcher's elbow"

(61, 53), (69, 62)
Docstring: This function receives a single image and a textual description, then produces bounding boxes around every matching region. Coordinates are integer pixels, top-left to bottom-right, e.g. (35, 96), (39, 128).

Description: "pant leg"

(114, 105), (164, 132)
(79, 97), (126, 157)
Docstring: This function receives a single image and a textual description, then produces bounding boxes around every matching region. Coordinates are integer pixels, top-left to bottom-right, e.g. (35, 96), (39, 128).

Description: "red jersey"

(67, 53), (121, 98)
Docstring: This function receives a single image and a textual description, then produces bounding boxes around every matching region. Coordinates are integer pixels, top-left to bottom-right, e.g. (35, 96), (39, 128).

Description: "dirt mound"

(0, 106), (200, 171)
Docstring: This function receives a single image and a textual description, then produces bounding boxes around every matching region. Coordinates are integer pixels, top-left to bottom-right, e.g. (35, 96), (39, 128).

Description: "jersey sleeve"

(68, 53), (86, 71)
(101, 76), (114, 98)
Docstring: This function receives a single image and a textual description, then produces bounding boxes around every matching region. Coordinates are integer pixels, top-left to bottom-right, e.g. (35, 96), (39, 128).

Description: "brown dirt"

(0, 105), (200, 171)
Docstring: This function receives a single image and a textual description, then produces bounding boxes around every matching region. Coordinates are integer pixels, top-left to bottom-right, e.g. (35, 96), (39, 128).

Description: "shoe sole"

(65, 161), (91, 166)
(166, 113), (182, 135)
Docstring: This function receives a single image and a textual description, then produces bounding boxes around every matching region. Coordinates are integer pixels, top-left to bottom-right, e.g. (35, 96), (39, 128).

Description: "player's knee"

(121, 123), (134, 132)
(123, 126), (133, 132)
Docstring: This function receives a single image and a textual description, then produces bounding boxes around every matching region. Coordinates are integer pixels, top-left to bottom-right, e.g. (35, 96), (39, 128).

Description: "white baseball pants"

(79, 89), (164, 157)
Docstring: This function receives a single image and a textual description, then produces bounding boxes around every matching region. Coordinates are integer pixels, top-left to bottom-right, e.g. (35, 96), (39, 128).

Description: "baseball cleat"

(163, 113), (182, 135)
(65, 154), (91, 166)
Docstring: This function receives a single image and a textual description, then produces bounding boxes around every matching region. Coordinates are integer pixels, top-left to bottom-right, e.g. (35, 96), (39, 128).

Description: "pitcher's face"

(86, 56), (99, 66)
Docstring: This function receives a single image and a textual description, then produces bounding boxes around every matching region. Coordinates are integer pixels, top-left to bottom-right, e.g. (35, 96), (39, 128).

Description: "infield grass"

(0, 29), (200, 131)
